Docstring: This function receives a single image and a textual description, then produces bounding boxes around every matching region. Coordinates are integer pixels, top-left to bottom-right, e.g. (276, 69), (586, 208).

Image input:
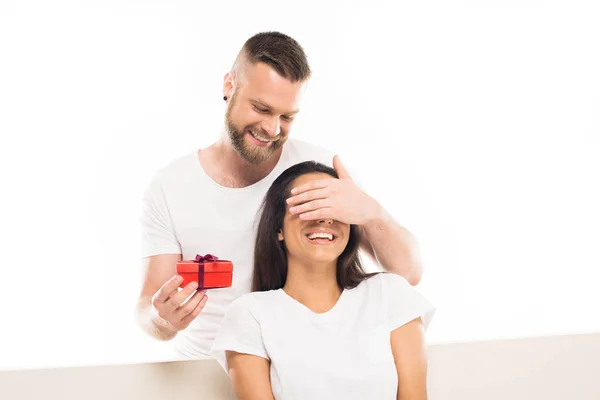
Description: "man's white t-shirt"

(211, 273), (435, 400)
(140, 138), (337, 357)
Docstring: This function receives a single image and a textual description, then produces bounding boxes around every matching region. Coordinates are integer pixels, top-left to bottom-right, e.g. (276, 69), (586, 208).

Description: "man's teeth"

(307, 232), (334, 241)
(250, 131), (269, 143)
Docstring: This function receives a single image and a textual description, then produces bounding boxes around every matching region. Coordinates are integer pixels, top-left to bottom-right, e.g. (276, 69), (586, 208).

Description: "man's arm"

(286, 155), (424, 286)
(136, 253), (207, 340)
(359, 202), (423, 285)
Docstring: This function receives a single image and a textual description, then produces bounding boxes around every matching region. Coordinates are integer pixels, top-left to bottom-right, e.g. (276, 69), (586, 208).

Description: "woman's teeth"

(307, 232), (334, 241)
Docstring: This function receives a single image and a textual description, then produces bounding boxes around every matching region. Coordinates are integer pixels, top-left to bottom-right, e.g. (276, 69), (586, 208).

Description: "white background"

(0, 0), (598, 371)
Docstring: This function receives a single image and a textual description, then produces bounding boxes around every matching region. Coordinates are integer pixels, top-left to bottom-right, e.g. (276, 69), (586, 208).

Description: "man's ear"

(222, 71), (236, 99)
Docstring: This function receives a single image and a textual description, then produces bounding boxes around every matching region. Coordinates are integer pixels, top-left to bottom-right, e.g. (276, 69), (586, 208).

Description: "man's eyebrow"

(250, 98), (299, 115)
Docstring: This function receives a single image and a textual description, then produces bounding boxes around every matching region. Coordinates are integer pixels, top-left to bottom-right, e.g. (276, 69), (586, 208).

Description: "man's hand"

(286, 155), (381, 225)
(151, 275), (208, 332)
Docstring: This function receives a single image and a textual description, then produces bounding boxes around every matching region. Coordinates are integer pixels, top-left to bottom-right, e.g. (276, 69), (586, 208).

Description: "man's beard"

(225, 102), (286, 166)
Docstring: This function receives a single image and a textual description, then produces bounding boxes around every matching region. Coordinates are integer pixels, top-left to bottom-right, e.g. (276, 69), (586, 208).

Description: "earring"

(223, 96), (227, 101)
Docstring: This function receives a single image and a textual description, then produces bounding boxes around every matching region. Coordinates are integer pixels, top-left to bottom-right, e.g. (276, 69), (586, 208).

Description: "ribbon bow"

(192, 254), (218, 289)
(195, 254), (218, 262)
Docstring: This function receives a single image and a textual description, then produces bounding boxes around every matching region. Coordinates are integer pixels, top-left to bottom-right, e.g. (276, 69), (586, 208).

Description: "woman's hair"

(252, 161), (377, 292)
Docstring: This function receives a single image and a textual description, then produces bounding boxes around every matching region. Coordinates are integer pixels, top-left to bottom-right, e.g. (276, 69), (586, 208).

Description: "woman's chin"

(287, 240), (347, 266)
(301, 250), (343, 266)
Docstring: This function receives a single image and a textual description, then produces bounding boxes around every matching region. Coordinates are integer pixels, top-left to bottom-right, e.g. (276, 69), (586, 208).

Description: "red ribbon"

(193, 254), (218, 288)
(195, 254), (218, 262)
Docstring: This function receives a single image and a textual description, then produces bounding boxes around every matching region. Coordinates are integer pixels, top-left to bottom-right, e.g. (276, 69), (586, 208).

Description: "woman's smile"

(303, 228), (339, 245)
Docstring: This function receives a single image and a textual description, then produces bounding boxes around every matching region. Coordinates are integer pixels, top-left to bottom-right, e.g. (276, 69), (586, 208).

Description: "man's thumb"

(333, 154), (352, 180)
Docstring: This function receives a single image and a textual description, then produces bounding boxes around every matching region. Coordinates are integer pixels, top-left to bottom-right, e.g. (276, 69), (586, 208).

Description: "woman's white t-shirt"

(211, 273), (436, 400)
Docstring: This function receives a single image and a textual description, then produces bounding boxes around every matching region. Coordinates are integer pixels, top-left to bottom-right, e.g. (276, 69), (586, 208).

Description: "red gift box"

(176, 254), (233, 290)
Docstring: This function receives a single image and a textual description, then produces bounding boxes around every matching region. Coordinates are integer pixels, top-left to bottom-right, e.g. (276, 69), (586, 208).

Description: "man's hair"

(234, 31), (311, 83)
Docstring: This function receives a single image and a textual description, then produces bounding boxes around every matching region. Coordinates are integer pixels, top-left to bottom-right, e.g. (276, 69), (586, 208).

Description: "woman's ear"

(278, 229), (284, 241)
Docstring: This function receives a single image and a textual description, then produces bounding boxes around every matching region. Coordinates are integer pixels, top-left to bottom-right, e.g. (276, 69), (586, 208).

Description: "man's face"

(225, 62), (306, 165)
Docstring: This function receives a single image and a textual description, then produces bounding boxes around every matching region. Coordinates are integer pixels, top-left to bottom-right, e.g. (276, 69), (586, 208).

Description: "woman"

(211, 161), (435, 399)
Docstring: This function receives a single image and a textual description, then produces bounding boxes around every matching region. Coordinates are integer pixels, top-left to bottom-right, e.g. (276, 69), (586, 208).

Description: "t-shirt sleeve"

(211, 295), (269, 374)
(139, 172), (181, 258)
(382, 273), (436, 332)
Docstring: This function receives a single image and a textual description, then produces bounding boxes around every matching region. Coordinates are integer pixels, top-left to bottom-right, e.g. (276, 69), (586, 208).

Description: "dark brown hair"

(236, 31), (311, 83)
(251, 161), (378, 292)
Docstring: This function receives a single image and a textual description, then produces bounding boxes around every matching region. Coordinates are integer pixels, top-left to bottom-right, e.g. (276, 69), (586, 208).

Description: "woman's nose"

(317, 218), (333, 225)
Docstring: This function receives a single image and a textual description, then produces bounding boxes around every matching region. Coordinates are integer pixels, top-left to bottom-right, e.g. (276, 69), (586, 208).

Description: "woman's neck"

(283, 258), (342, 314)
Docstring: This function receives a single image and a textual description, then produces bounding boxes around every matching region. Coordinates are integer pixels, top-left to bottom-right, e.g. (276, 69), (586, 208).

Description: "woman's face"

(278, 172), (351, 265)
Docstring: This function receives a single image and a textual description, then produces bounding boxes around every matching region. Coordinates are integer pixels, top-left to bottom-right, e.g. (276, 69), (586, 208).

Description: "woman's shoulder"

(350, 273), (428, 309)
(368, 273), (436, 331)
(357, 272), (412, 292)
(227, 290), (281, 315)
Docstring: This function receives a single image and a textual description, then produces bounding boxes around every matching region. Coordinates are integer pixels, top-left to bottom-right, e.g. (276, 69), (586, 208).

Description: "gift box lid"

(177, 260), (233, 273)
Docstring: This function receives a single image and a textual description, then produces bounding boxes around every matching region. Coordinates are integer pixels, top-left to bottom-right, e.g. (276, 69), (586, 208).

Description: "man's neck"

(283, 258), (342, 314)
(199, 135), (283, 188)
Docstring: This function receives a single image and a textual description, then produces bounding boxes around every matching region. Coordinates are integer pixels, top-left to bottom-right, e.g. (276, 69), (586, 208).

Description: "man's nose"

(263, 116), (281, 138)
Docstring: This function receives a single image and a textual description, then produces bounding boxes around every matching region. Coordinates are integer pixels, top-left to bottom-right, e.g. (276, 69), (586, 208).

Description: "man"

(136, 31), (423, 358)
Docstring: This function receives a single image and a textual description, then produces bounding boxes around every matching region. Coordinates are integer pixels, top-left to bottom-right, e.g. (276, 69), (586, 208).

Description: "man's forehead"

(238, 62), (305, 110)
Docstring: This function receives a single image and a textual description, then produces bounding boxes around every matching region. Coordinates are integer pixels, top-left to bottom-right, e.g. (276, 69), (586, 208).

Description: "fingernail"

(190, 282), (198, 289)
(290, 188), (297, 194)
(289, 207), (296, 212)
(286, 198), (292, 203)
